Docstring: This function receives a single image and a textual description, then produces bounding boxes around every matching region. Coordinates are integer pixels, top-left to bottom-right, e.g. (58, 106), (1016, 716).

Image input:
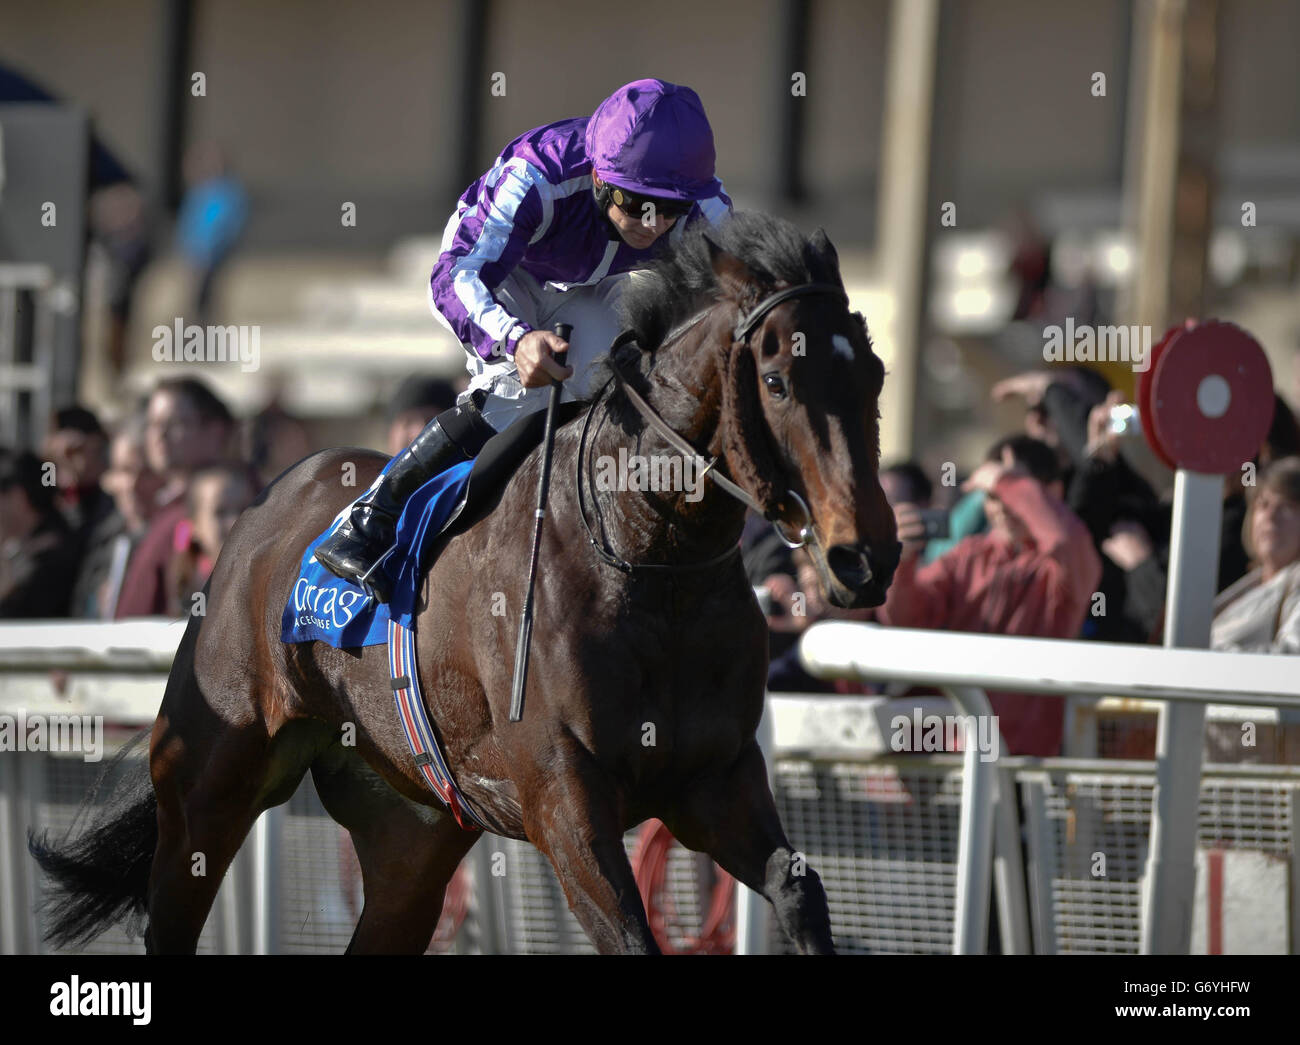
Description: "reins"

(574, 281), (848, 573)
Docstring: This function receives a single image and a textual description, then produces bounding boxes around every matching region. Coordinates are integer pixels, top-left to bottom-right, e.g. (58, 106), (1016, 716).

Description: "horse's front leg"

(666, 740), (835, 954)
(525, 753), (660, 954)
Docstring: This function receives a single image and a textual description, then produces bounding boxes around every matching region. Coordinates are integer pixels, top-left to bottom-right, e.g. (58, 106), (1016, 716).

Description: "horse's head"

(706, 225), (900, 608)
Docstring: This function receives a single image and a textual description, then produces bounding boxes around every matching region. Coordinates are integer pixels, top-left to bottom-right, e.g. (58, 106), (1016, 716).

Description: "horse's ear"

(705, 235), (761, 303)
(808, 227), (843, 287)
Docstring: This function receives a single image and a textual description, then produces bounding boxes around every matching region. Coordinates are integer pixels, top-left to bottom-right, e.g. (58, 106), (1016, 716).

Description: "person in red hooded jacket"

(882, 434), (1102, 756)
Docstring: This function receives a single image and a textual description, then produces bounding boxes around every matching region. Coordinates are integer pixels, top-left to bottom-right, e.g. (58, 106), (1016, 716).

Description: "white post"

(1140, 469), (1221, 953)
(946, 686), (996, 954)
(0, 753), (30, 953)
(470, 838), (508, 954)
(992, 764), (1033, 954)
(735, 699), (775, 955)
(251, 806), (283, 955)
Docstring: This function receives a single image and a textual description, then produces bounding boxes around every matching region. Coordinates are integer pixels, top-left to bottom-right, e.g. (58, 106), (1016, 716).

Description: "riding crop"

(509, 322), (571, 722)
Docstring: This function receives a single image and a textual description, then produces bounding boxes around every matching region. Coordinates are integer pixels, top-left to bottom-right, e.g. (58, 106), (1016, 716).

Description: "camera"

(918, 508), (949, 540)
(1108, 403), (1142, 437)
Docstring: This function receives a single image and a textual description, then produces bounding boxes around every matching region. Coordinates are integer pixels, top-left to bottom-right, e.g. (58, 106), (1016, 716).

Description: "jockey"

(316, 78), (732, 599)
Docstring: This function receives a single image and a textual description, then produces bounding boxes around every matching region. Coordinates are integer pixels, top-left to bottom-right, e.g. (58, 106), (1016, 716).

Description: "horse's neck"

(585, 310), (747, 566)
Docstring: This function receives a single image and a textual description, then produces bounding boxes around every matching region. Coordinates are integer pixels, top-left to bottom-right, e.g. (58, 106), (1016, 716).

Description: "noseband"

(579, 280), (848, 571)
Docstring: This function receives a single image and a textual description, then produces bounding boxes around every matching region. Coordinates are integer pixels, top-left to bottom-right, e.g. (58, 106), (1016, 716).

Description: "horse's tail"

(27, 730), (157, 948)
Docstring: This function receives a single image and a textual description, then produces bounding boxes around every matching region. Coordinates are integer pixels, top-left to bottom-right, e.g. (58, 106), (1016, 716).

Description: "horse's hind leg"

(147, 720), (277, 953)
(310, 748), (478, 954)
(664, 740), (835, 954)
(146, 638), (328, 952)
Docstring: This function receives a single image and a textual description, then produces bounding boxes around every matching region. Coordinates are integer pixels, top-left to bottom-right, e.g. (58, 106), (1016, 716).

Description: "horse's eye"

(763, 372), (787, 399)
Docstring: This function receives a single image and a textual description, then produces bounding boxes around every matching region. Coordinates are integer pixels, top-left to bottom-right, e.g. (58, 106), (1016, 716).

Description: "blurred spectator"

(244, 389), (313, 480)
(386, 375), (459, 456)
(993, 364), (1112, 478)
(115, 379), (235, 617)
(43, 405), (113, 555)
(89, 183), (153, 375)
(880, 461), (932, 508)
(743, 509), (796, 591)
(0, 449), (78, 618)
(166, 461), (261, 616)
(923, 490), (988, 564)
(1004, 208), (1051, 321)
(1088, 392), (1300, 643)
(880, 435), (1102, 755)
(176, 142), (248, 325)
(1261, 393), (1300, 470)
(1211, 457), (1300, 653)
(1070, 389), (1166, 642)
(997, 366), (1167, 641)
(765, 545), (874, 694)
(68, 413), (163, 618)
(742, 506), (801, 683)
(880, 459), (989, 565)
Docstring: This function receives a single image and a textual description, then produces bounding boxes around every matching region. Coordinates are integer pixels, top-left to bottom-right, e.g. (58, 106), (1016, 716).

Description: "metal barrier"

(3, 620), (1298, 954)
(797, 621), (1300, 954)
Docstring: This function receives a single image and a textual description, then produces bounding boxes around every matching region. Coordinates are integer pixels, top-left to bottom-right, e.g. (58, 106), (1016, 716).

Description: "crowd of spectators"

(3, 355), (1298, 761)
(0, 373), (460, 624)
(746, 363), (1300, 758)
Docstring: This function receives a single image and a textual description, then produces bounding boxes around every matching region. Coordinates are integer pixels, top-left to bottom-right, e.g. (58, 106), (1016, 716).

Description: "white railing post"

(251, 805), (284, 955)
(1141, 469), (1220, 954)
(470, 837), (508, 954)
(0, 752), (31, 953)
(992, 764), (1033, 954)
(734, 698), (774, 955)
(945, 686), (996, 953)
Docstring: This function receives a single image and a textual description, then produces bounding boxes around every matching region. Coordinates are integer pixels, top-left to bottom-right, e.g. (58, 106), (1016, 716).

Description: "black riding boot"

(314, 398), (497, 600)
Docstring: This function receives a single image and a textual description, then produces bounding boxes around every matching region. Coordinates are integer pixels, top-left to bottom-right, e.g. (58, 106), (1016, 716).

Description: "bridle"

(575, 280), (849, 573)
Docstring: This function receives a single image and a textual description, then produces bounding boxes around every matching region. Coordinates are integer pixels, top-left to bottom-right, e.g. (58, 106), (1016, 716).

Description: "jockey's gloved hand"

(513, 330), (574, 388)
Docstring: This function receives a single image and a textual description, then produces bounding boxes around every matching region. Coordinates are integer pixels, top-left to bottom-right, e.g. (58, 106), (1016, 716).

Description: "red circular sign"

(1137, 322), (1190, 470)
(1148, 321), (1274, 475)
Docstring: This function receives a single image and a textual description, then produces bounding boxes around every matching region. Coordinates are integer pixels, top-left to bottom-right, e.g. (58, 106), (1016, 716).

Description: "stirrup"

(357, 545), (397, 601)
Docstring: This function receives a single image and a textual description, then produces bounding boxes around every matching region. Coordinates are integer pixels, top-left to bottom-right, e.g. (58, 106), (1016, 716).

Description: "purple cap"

(585, 79), (721, 201)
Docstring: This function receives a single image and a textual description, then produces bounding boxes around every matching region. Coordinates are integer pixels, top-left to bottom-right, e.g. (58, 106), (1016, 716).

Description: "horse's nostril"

(827, 544), (872, 588)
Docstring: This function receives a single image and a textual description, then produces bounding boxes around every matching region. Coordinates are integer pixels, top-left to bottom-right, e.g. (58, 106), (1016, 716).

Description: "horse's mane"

(617, 211), (846, 351)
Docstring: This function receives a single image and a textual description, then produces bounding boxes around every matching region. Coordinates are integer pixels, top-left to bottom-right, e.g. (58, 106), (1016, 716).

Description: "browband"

(732, 282), (847, 343)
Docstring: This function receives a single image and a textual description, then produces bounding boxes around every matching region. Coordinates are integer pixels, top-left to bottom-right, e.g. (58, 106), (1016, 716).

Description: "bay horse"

(31, 212), (899, 954)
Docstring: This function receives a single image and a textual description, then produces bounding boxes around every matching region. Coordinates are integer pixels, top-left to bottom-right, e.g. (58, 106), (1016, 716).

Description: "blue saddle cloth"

(280, 458), (474, 649)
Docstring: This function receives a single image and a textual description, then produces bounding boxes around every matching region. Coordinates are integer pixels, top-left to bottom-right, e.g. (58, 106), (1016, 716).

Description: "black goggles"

(607, 185), (694, 220)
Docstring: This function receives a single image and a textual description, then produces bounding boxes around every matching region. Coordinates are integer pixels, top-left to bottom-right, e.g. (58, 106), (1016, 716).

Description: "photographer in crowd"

(880, 435), (1101, 755)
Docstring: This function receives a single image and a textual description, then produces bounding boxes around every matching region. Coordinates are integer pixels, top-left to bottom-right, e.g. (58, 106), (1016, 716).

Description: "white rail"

(0, 619), (186, 673)
(798, 620), (1300, 954)
(6, 618), (1297, 954)
(798, 622), (1300, 707)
